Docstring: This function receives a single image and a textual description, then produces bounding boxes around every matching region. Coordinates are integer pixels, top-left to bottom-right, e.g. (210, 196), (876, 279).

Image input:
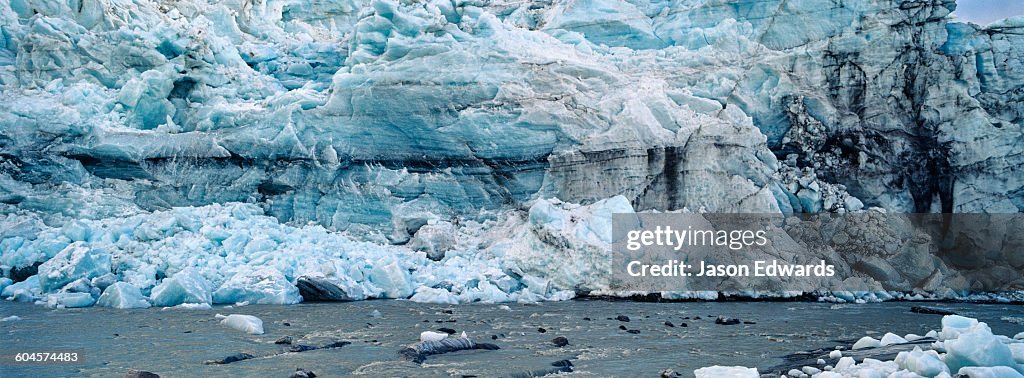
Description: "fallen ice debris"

(0, 278), (12, 294)
(692, 366), (759, 378)
(150, 269), (212, 307)
(162, 303), (212, 310)
(216, 314), (265, 335)
(852, 336), (882, 350)
(956, 366), (1024, 378)
(420, 331), (448, 342)
(37, 243), (111, 292)
(880, 332), (908, 346)
(943, 319), (1017, 373)
(400, 335), (499, 364)
(1, 315), (20, 321)
(45, 292), (95, 308)
(700, 314), (1024, 377)
(212, 267), (301, 305)
(895, 347), (949, 376)
(97, 282), (151, 309)
(1, 276), (40, 302)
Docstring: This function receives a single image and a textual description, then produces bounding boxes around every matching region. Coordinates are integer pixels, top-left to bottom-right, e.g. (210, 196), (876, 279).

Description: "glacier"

(0, 0), (1022, 306)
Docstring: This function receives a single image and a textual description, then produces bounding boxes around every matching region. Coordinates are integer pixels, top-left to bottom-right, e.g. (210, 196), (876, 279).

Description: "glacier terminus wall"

(0, 0), (1022, 305)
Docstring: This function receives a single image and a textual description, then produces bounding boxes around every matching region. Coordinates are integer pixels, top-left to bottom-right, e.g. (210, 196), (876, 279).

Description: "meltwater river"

(2, 300), (1022, 377)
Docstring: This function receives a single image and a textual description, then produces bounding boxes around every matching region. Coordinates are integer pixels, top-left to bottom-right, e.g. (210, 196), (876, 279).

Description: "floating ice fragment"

(852, 336), (881, 350)
(216, 314), (265, 335)
(880, 332), (908, 346)
(692, 366), (759, 378)
(420, 331), (448, 342)
(162, 303), (212, 310)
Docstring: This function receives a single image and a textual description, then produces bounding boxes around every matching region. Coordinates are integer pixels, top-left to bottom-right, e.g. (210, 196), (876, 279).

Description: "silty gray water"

(2, 300), (1022, 377)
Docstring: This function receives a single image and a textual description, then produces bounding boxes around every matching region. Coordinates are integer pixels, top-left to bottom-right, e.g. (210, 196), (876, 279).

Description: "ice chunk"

(0, 278), (12, 293)
(853, 336), (881, 350)
(829, 350), (843, 359)
(1010, 343), (1024, 364)
(45, 292), (96, 308)
(880, 332), (908, 346)
(956, 366), (1024, 378)
(163, 303), (212, 310)
(90, 273), (118, 290)
(368, 261), (413, 299)
(420, 331), (449, 342)
(150, 268), (212, 307)
(692, 366), (758, 378)
(212, 267), (301, 305)
(215, 314), (264, 335)
(1, 315), (21, 321)
(60, 278), (96, 295)
(409, 287), (459, 304)
(37, 242), (111, 292)
(1, 275), (40, 302)
(834, 357), (856, 370)
(941, 315), (981, 340)
(97, 282), (151, 309)
(944, 319), (1018, 373)
(545, 0), (665, 49)
(895, 347), (949, 376)
(905, 333), (925, 342)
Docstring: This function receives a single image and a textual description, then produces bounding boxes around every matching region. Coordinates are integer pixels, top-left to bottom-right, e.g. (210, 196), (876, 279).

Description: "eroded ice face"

(1, 0), (1023, 306)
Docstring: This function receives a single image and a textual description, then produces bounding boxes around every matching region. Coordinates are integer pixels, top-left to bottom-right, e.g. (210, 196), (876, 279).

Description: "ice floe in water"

(216, 314), (264, 335)
(698, 314), (1024, 377)
(693, 366), (759, 378)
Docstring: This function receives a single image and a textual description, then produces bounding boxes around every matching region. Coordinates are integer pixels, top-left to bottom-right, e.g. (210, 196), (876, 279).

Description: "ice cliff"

(1, 0), (1022, 305)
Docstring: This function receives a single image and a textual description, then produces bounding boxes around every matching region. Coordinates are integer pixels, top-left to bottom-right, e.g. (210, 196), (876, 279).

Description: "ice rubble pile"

(698, 315), (1024, 378)
(0, 196), (627, 307)
(1, 0), (1023, 304)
